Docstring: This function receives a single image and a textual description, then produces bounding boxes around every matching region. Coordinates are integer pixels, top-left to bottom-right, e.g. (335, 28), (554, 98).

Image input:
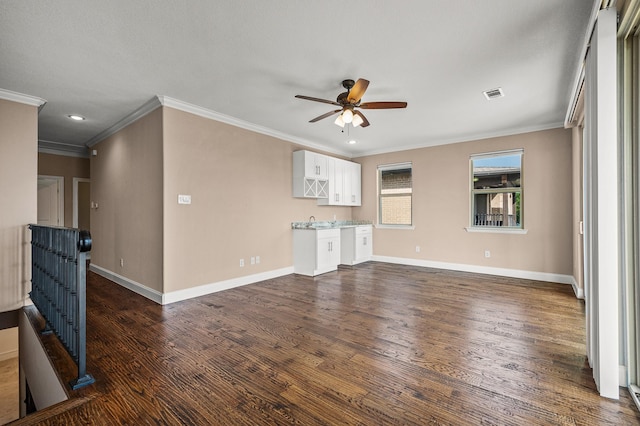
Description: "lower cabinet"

(340, 225), (373, 265)
(293, 228), (341, 276)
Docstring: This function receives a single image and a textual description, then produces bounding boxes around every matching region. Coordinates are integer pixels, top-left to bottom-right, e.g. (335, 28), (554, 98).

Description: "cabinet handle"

(363, 236), (367, 246)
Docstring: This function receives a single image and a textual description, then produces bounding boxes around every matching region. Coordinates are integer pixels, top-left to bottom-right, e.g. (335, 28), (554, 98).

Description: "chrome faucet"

(309, 216), (315, 222)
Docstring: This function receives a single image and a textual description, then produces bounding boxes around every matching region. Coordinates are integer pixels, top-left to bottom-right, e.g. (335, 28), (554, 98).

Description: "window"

(378, 163), (412, 226)
(470, 150), (522, 229)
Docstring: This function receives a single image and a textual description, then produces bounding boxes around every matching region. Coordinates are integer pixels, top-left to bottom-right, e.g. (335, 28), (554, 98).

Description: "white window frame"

(466, 149), (527, 234)
(377, 162), (414, 229)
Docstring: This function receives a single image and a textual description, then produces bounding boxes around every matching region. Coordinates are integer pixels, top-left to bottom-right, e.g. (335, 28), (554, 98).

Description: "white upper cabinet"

(345, 162), (361, 206)
(293, 150), (329, 198)
(301, 150), (328, 179)
(293, 150), (361, 204)
(317, 157), (362, 206)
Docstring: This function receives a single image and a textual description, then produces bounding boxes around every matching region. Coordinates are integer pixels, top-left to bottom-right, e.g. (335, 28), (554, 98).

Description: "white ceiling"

(0, 1), (594, 157)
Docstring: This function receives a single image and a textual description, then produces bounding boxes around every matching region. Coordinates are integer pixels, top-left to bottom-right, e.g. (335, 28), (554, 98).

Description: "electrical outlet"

(120, 258), (124, 267)
(240, 259), (245, 267)
(178, 194), (191, 205)
(251, 257), (255, 265)
(484, 250), (491, 258)
(416, 246), (421, 253)
(256, 256), (260, 264)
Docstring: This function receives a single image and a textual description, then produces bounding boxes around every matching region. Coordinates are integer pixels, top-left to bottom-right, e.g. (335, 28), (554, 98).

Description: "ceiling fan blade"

(360, 102), (407, 109)
(347, 78), (370, 103)
(309, 109), (342, 123)
(354, 110), (370, 128)
(359, 101), (407, 109)
(295, 95), (341, 106)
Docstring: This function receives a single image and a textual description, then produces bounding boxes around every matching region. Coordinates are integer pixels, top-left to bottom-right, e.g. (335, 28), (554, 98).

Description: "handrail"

(29, 224), (95, 390)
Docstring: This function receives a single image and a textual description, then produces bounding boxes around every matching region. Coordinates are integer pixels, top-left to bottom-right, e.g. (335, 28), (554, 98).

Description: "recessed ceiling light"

(67, 114), (85, 121)
(347, 140), (357, 145)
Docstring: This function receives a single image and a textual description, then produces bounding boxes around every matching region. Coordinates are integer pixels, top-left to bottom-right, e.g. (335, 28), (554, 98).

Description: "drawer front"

(355, 225), (372, 235)
(317, 228), (341, 239)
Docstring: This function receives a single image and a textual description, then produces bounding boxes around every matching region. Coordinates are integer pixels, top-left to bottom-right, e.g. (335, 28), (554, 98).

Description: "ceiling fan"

(295, 78), (407, 128)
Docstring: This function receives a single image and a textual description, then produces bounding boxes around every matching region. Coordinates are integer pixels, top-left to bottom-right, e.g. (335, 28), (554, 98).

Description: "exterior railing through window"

(29, 224), (95, 390)
(474, 213), (519, 227)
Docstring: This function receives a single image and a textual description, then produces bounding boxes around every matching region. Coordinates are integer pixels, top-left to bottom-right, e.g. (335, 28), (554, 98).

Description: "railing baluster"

(29, 224), (95, 390)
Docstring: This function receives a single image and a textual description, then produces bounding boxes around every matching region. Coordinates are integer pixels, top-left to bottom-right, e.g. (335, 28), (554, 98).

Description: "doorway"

(73, 178), (90, 230)
(37, 176), (63, 226)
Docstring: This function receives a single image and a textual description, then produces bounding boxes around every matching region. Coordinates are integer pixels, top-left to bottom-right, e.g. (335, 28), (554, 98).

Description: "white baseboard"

(162, 267), (294, 305)
(89, 264), (294, 305)
(372, 255), (576, 286)
(570, 276), (585, 299)
(0, 349), (18, 362)
(89, 264), (163, 304)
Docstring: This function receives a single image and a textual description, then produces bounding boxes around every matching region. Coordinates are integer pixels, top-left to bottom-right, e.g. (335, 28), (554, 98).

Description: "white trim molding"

(0, 349), (18, 362)
(85, 96), (163, 147)
(85, 95), (351, 156)
(89, 264), (163, 304)
(89, 263), (294, 305)
(464, 227), (528, 234)
(157, 96), (349, 157)
(39, 139), (90, 158)
(571, 276), (585, 299)
(372, 255), (576, 286)
(162, 267), (294, 305)
(0, 88), (46, 108)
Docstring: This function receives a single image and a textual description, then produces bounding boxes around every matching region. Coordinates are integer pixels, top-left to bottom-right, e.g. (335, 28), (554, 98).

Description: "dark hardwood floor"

(14, 262), (640, 425)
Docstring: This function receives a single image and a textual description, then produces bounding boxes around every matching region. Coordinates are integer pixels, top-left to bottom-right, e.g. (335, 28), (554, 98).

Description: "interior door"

(37, 177), (63, 226)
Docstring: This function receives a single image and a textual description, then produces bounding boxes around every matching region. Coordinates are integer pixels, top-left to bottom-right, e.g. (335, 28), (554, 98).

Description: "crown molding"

(85, 95), (347, 156)
(351, 122), (565, 157)
(38, 139), (90, 158)
(0, 88), (46, 108)
(85, 96), (162, 147)
(157, 96), (349, 157)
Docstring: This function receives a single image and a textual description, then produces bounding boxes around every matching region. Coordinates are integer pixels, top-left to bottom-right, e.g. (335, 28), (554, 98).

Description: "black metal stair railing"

(29, 224), (95, 390)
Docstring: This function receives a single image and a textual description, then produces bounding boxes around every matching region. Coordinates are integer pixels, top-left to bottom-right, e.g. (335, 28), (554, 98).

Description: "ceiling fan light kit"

(295, 78), (407, 129)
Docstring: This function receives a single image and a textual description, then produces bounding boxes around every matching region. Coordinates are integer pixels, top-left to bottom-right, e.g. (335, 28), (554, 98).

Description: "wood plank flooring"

(0, 356), (19, 425)
(13, 262), (640, 425)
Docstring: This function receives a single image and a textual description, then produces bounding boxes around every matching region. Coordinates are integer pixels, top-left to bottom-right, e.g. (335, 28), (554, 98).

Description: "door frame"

(37, 175), (64, 226)
(72, 178), (90, 229)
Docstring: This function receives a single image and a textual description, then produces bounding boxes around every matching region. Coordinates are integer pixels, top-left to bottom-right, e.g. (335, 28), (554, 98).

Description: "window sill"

(375, 224), (415, 230)
(464, 227), (528, 234)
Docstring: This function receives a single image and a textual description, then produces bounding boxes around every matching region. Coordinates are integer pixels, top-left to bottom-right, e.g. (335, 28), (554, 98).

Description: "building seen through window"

(471, 151), (522, 228)
(378, 163), (412, 226)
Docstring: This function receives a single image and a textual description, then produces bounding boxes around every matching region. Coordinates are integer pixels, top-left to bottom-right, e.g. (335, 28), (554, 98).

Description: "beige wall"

(91, 108), (164, 292)
(0, 99), (38, 312)
(162, 107), (352, 293)
(37, 153), (90, 227)
(354, 128), (574, 276)
(92, 106), (574, 297)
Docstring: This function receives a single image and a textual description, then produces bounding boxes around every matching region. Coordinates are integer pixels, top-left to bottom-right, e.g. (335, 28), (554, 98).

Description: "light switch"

(178, 194), (191, 205)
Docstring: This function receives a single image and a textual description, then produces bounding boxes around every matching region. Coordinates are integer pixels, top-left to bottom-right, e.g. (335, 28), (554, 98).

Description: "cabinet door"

(328, 236), (341, 266)
(300, 151), (328, 179)
(318, 158), (344, 205)
(350, 162), (361, 206)
(317, 236), (339, 270)
(354, 226), (372, 262)
(316, 229), (341, 271)
(343, 161), (352, 206)
(355, 234), (372, 261)
(315, 154), (328, 179)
